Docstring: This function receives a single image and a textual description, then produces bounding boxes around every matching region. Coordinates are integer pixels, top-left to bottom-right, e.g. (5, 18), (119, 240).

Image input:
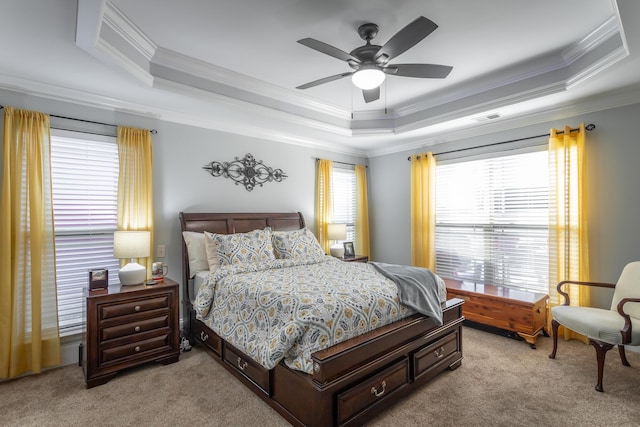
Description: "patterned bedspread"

(195, 256), (442, 373)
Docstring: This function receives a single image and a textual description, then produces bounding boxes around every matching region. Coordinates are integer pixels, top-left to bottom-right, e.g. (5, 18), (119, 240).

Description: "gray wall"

(3, 87), (640, 311)
(369, 102), (640, 308)
(0, 89), (367, 320)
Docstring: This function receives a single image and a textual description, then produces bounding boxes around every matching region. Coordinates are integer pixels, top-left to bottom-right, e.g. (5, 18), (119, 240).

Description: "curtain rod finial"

(586, 124), (595, 131)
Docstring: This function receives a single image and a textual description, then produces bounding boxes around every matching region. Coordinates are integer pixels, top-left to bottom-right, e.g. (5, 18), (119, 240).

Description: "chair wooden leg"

(589, 339), (614, 392)
(549, 319), (560, 359)
(618, 345), (631, 367)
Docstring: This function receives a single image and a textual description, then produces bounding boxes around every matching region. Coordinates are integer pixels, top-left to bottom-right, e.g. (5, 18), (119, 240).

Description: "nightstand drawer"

(101, 315), (169, 341)
(100, 295), (169, 320)
(101, 334), (170, 364)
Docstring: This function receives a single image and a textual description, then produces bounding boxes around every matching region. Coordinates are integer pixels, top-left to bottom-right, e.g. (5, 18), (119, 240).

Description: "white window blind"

(435, 150), (549, 293)
(51, 132), (120, 335)
(331, 167), (356, 243)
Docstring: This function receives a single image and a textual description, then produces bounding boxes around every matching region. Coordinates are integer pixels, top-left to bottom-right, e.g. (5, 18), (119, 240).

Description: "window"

(331, 167), (356, 243)
(435, 150), (549, 294)
(51, 131), (120, 335)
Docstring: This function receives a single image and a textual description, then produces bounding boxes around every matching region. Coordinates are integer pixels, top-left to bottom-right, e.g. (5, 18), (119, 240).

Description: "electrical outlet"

(157, 244), (165, 258)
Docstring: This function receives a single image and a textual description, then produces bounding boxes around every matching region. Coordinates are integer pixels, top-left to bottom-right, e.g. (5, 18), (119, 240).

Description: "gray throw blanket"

(369, 262), (443, 326)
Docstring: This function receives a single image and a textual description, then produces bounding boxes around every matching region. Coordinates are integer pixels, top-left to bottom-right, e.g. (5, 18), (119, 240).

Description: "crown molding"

(75, 0), (626, 138)
(3, 70), (639, 161)
(35, 0), (634, 157)
(366, 84), (640, 158)
(151, 77), (354, 137)
(102, 1), (156, 61)
(562, 16), (620, 64)
(151, 47), (351, 121)
(0, 72), (368, 157)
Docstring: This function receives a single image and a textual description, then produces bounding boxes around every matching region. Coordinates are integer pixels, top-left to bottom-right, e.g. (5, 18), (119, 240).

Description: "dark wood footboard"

(190, 299), (463, 426)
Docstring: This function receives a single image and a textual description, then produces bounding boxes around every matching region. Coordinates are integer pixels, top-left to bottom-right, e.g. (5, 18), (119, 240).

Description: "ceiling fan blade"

(375, 16), (438, 63)
(385, 63), (453, 78)
(363, 87), (380, 103)
(296, 72), (353, 90)
(297, 38), (360, 63)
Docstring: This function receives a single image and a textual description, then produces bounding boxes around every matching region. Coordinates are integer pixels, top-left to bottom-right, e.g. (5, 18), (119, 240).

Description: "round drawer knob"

(134, 326), (141, 332)
(134, 346), (141, 352)
(134, 305), (141, 312)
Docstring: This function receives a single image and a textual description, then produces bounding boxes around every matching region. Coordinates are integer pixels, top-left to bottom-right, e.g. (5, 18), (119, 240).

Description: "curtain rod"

(407, 123), (595, 161)
(315, 158), (367, 168)
(0, 104), (157, 135)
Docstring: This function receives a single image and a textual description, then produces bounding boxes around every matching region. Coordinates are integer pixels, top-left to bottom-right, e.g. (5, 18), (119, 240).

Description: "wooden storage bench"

(444, 278), (548, 348)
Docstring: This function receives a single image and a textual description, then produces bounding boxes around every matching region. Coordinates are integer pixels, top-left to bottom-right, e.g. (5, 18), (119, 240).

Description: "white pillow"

(203, 231), (221, 273)
(182, 231), (209, 278)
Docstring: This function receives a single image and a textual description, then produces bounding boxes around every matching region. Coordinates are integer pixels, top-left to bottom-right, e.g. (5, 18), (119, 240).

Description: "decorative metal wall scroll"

(203, 153), (287, 192)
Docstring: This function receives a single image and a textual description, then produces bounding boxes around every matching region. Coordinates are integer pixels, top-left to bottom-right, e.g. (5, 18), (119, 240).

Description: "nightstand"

(83, 278), (180, 388)
(341, 255), (369, 263)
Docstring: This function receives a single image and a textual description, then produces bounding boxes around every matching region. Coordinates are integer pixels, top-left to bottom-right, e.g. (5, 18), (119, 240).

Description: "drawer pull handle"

(371, 381), (386, 398)
(434, 346), (446, 359)
(237, 357), (248, 371)
(200, 331), (209, 342)
(134, 346), (141, 352)
(134, 305), (141, 312)
(134, 326), (141, 332)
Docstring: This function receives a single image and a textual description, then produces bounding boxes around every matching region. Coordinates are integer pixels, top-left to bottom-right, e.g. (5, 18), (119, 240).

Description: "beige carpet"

(2, 326), (639, 427)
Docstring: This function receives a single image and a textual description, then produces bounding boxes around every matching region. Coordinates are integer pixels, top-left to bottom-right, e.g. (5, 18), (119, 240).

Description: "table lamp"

(114, 230), (151, 285)
(327, 223), (347, 257)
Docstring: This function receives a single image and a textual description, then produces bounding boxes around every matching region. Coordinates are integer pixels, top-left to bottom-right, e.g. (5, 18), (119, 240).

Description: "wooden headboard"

(178, 211), (306, 302)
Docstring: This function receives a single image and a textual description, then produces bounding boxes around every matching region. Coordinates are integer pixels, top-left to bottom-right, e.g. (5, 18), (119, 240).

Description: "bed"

(180, 211), (464, 426)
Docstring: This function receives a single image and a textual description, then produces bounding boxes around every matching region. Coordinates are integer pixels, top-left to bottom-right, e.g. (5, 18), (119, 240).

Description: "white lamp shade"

(327, 223), (347, 257)
(351, 66), (386, 90)
(327, 223), (347, 241)
(114, 231), (151, 259)
(114, 231), (151, 286)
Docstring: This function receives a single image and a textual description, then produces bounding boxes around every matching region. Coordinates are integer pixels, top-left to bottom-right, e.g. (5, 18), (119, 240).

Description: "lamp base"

(330, 244), (345, 258)
(118, 262), (147, 286)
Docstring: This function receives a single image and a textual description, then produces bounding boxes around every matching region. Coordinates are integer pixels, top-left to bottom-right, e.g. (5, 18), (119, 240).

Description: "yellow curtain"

(315, 159), (333, 254)
(355, 164), (370, 257)
(548, 123), (590, 343)
(0, 107), (61, 378)
(117, 126), (154, 278)
(410, 152), (436, 269)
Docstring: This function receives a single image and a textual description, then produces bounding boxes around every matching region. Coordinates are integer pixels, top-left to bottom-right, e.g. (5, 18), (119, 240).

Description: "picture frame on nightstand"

(88, 268), (108, 290)
(343, 241), (355, 258)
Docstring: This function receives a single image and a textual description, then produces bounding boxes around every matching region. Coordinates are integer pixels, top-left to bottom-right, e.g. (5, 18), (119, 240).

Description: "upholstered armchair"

(549, 261), (640, 392)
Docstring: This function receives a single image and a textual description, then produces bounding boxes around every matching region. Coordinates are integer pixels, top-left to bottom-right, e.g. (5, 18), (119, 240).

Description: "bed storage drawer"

(412, 330), (460, 381)
(337, 358), (409, 426)
(224, 343), (270, 394)
(193, 321), (221, 355)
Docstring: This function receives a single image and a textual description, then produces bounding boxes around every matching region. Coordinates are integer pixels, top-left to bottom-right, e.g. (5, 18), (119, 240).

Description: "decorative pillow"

(182, 231), (209, 278)
(203, 231), (222, 273)
(271, 228), (326, 262)
(210, 228), (276, 266)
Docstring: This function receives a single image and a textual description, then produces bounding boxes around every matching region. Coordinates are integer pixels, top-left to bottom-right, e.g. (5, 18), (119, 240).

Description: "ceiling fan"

(296, 16), (453, 103)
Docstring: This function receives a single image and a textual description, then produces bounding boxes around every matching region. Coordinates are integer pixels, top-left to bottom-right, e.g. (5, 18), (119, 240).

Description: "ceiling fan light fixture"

(351, 66), (385, 90)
